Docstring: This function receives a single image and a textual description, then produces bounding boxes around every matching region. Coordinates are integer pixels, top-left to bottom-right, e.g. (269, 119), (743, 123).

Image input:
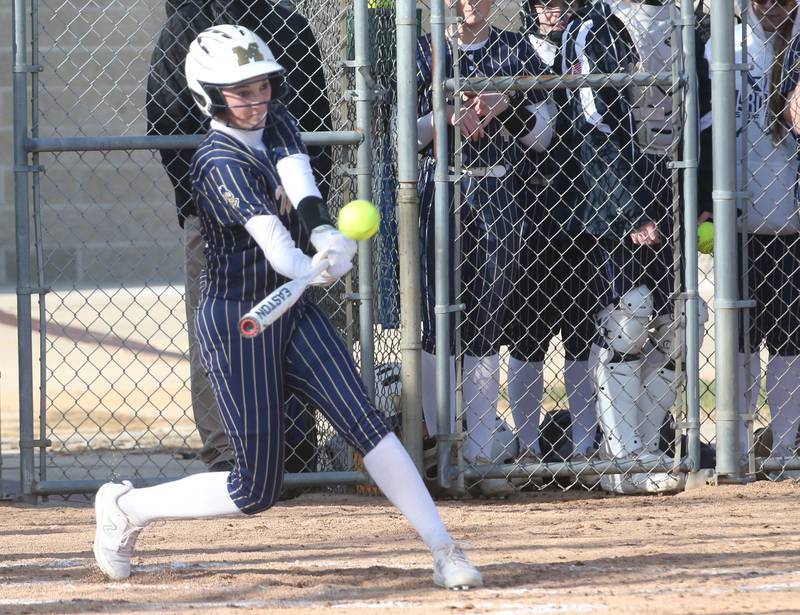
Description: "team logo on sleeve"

(218, 185), (240, 208)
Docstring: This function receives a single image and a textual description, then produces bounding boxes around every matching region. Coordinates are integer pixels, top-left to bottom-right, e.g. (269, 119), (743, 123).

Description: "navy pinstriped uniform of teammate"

(93, 25), (483, 590)
(415, 0), (553, 496)
(507, 0), (607, 470)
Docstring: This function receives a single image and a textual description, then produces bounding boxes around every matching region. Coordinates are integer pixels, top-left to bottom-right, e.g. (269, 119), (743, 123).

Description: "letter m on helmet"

(232, 43), (265, 66)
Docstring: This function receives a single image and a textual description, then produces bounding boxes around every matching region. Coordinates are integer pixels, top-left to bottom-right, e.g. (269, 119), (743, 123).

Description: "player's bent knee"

(596, 285), (653, 357)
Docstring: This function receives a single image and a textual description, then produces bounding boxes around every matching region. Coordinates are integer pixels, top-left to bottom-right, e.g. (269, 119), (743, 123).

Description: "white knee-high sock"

(738, 352), (762, 454)
(462, 354), (500, 461)
(565, 359), (596, 455)
(766, 354), (800, 455)
(507, 357), (543, 455)
(421, 350), (457, 436)
(118, 472), (242, 526)
(363, 433), (452, 551)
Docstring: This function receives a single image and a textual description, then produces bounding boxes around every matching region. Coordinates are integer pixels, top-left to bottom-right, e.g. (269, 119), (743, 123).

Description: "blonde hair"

(768, 2), (797, 142)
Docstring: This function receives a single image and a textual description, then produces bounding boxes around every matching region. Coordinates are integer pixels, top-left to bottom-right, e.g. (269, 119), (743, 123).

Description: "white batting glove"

(309, 225), (357, 260)
(308, 249), (353, 286)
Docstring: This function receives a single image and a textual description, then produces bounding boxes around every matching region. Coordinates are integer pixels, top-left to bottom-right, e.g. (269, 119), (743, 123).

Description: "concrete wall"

(2, 0), (184, 288)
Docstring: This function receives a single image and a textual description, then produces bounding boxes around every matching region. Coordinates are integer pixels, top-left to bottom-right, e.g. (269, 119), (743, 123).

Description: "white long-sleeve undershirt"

(244, 214), (312, 280)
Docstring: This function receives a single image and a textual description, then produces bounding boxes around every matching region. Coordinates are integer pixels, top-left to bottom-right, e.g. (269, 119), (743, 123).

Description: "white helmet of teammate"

(185, 25), (286, 118)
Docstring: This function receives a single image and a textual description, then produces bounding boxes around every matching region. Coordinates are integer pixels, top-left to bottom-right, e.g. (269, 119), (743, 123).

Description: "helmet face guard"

(524, 0), (584, 44)
(185, 24), (286, 118)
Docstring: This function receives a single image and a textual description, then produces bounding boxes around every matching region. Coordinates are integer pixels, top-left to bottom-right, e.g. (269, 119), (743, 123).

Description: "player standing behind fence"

(561, 0), (704, 494)
(713, 0), (800, 474)
(508, 0), (604, 482)
(94, 26), (482, 590)
(146, 0), (332, 473)
(415, 0), (553, 496)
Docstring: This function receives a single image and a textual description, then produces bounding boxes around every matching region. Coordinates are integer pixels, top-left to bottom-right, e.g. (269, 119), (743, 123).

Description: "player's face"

(534, 0), (575, 35)
(454, 0), (494, 27)
(220, 75), (272, 130)
(751, 0), (793, 32)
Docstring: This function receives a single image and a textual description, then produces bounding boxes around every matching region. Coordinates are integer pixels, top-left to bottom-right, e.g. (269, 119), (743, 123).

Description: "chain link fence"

(9, 0), (800, 499)
(9, 0), (407, 496)
(734, 0), (800, 482)
(420, 0), (700, 496)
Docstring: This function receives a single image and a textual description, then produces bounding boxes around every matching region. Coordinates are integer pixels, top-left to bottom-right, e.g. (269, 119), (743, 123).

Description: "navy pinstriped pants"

(196, 296), (390, 514)
(418, 157), (523, 356)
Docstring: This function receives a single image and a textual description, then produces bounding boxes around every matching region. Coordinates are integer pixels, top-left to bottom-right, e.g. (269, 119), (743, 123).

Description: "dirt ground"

(2, 480), (800, 615)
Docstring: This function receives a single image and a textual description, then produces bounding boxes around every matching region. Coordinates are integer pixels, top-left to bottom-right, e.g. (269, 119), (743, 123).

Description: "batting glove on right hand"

(309, 225), (357, 260)
(309, 249), (352, 286)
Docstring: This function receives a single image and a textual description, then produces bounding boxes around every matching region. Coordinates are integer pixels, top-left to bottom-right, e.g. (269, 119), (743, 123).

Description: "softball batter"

(93, 25), (482, 590)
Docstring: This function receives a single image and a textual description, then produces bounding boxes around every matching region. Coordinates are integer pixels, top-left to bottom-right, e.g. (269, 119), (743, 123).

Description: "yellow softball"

(337, 199), (380, 241)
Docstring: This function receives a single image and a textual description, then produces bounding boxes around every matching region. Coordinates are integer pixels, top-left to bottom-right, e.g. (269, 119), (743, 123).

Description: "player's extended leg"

(93, 296), (291, 580)
(285, 303), (482, 589)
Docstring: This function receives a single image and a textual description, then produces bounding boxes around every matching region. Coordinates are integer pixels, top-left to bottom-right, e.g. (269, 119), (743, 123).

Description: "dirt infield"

(2, 480), (800, 614)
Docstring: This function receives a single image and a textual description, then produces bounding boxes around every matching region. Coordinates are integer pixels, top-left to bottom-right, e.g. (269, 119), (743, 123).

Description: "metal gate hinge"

(19, 438), (52, 448)
(667, 160), (697, 169)
(13, 64), (43, 73)
(343, 292), (374, 301)
(715, 299), (757, 309)
(434, 303), (466, 314)
(14, 164), (45, 173)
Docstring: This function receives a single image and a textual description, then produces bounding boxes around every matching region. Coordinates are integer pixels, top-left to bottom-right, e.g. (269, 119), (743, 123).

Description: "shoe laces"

(117, 525), (143, 552)
(434, 541), (474, 568)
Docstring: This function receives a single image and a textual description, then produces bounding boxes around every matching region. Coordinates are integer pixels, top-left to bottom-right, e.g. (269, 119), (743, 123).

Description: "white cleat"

(432, 543), (484, 590)
(93, 481), (146, 580)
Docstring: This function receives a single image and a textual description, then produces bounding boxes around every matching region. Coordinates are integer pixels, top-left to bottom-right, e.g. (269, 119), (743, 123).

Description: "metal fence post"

(430, 0), (455, 488)
(396, 0), (424, 470)
(710, 0), (743, 479)
(12, 0), (37, 503)
(353, 0), (377, 400)
(680, 0), (702, 474)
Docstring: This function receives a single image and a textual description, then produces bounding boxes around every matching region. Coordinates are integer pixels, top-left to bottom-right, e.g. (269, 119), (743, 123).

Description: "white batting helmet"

(185, 24), (286, 118)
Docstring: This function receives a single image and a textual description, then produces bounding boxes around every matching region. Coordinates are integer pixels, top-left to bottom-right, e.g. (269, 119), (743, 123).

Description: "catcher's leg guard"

(642, 299), (709, 455)
(594, 286), (653, 459)
(595, 349), (644, 458)
(641, 348), (679, 454)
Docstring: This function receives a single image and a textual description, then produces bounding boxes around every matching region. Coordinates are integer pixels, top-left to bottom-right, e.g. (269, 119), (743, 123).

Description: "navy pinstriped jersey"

(416, 29), (549, 167)
(262, 104), (308, 163)
(190, 123), (311, 302)
(561, 2), (654, 240)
